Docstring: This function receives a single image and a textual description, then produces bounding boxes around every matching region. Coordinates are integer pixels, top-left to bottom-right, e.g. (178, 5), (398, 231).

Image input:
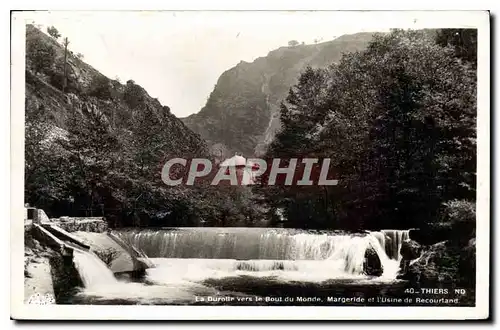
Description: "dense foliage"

(258, 29), (477, 232)
(46, 26), (61, 40)
(26, 33), (57, 74)
(436, 29), (477, 66)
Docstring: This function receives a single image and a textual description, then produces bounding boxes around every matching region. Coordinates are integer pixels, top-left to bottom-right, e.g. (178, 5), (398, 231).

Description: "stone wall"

(26, 207), (108, 233)
(33, 209), (50, 223)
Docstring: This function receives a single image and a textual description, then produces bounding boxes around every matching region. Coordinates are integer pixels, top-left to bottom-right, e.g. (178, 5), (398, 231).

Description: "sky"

(25, 11), (418, 117)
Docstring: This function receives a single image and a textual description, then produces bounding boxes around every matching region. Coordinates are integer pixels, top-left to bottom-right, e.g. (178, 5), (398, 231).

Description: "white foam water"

(72, 248), (219, 304)
(72, 249), (118, 288)
(118, 228), (410, 279)
(71, 228), (410, 304)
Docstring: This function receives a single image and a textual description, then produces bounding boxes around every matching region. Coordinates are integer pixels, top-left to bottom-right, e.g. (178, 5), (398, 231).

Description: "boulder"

(400, 239), (422, 260)
(363, 246), (383, 276)
(462, 238), (476, 268)
(398, 239), (422, 275)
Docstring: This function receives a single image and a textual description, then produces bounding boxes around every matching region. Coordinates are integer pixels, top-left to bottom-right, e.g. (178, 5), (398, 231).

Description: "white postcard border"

(10, 10), (490, 320)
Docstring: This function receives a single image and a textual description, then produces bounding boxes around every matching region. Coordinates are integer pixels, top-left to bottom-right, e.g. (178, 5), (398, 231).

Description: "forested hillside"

(257, 29), (477, 233)
(25, 24), (262, 227)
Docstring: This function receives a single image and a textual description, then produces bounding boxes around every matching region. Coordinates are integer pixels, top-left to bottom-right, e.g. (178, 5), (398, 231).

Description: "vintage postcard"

(10, 10), (490, 320)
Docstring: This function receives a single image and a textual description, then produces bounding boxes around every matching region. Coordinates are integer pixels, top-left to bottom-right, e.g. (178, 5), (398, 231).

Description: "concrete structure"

(26, 207), (150, 281)
(24, 206), (108, 232)
(32, 209), (50, 224)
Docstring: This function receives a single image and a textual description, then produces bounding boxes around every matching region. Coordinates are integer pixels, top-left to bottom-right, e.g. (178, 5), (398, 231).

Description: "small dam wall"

(49, 217), (108, 233)
(24, 206), (108, 233)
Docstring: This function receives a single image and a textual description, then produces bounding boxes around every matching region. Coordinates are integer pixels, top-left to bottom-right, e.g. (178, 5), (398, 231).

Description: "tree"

(260, 30), (476, 231)
(436, 29), (477, 66)
(46, 26), (61, 39)
(288, 40), (299, 47)
(89, 75), (113, 100)
(62, 37), (70, 93)
(25, 99), (70, 211)
(58, 105), (121, 217)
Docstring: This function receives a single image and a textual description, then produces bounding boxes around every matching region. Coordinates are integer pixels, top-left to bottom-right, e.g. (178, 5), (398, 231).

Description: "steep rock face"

(398, 239), (475, 288)
(25, 24), (208, 157)
(182, 32), (375, 157)
(400, 239), (422, 261)
(399, 239), (422, 275)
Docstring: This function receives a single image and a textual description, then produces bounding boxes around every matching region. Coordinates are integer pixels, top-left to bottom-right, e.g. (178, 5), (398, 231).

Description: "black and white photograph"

(10, 10), (490, 320)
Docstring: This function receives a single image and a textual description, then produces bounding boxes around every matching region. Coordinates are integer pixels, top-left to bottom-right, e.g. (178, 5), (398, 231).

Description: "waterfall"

(72, 249), (118, 288)
(116, 228), (410, 279)
(380, 229), (410, 261)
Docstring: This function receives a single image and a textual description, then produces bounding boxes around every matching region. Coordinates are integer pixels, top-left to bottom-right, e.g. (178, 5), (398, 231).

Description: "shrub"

(124, 81), (145, 108)
(89, 75), (113, 100)
(47, 26), (61, 39)
(26, 38), (56, 74)
(441, 199), (476, 241)
(47, 60), (79, 94)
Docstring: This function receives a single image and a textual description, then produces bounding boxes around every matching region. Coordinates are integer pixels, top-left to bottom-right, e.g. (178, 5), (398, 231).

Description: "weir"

(370, 230), (410, 260)
(45, 227), (413, 305)
(65, 227), (411, 294)
(115, 227), (410, 279)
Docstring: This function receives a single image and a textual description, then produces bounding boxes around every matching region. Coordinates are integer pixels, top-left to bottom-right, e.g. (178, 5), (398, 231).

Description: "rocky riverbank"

(397, 199), (476, 296)
(24, 234), (55, 303)
(25, 230), (85, 304)
(398, 238), (476, 287)
(396, 226), (476, 305)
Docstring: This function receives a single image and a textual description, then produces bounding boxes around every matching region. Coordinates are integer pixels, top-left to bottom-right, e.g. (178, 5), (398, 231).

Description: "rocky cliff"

(182, 32), (375, 157)
(25, 24), (207, 156)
